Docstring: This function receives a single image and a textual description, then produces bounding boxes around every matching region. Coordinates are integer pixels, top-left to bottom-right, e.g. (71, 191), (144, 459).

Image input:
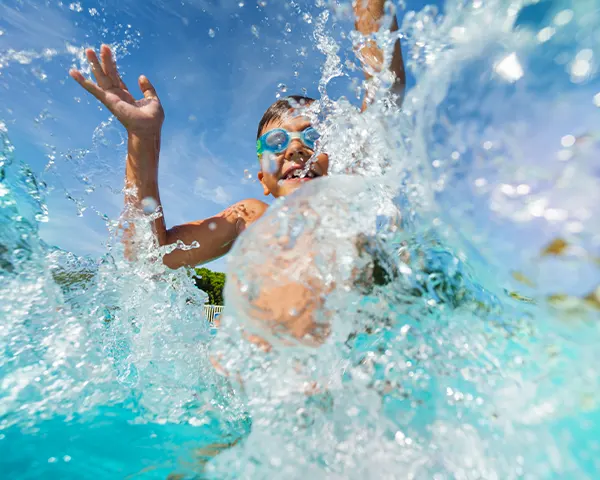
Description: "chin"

(277, 178), (317, 196)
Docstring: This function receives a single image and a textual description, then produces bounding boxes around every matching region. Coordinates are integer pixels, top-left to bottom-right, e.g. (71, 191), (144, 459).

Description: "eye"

(303, 127), (320, 144)
(265, 130), (288, 150)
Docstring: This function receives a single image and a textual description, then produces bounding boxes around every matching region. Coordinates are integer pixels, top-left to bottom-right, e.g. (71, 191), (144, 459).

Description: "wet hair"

(256, 95), (316, 139)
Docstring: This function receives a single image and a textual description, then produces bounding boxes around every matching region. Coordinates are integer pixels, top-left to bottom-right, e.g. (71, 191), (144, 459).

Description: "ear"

(257, 171), (271, 196)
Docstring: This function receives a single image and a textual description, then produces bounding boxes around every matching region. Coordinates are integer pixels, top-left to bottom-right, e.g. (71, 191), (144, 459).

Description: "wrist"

(128, 129), (161, 142)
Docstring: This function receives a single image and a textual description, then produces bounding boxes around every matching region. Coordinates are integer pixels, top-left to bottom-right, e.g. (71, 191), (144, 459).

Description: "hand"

(70, 45), (164, 137)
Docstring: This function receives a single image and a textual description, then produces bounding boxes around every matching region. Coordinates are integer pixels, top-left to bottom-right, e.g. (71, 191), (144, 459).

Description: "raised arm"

(70, 45), (266, 269)
(354, 0), (406, 110)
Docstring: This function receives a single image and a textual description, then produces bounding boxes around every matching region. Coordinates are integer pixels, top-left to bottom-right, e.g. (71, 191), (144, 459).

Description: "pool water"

(1, 0), (600, 478)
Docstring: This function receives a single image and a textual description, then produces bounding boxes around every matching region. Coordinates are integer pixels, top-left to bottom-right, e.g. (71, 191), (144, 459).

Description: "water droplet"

(561, 135), (575, 148)
(244, 169), (252, 180)
(577, 49), (594, 63)
(141, 196), (158, 214)
(394, 430), (406, 443)
(63, 455), (72, 463)
(554, 9), (573, 26)
(251, 25), (259, 38)
(495, 53), (524, 83)
(570, 59), (591, 82)
(69, 2), (83, 12)
(48, 457), (57, 463)
(238, 1), (245, 7)
(0, 30), (4, 37)
(208, 222), (217, 231)
(537, 27), (555, 43)
(275, 83), (288, 99)
(257, 0), (267, 6)
(593, 92), (600, 107)
(302, 13), (312, 24)
(208, 28), (216, 38)
(260, 151), (277, 173)
(557, 149), (573, 161)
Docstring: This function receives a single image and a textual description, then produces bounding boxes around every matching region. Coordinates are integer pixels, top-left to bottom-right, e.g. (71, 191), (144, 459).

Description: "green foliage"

(193, 267), (226, 306)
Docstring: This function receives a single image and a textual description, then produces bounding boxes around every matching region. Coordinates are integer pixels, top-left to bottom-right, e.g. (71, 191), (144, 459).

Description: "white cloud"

(193, 176), (230, 205)
(213, 185), (232, 205)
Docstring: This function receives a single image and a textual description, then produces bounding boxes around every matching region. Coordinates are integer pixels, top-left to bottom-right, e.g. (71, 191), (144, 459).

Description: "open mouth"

(281, 165), (321, 181)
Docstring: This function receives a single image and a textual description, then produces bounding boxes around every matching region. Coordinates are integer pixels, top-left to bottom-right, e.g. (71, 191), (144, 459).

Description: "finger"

(85, 48), (112, 89)
(100, 44), (125, 89)
(138, 75), (158, 100)
(69, 69), (107, 102)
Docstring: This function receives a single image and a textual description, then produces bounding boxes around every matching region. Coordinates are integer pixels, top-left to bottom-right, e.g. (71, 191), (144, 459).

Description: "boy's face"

(257, 111), (329, 198)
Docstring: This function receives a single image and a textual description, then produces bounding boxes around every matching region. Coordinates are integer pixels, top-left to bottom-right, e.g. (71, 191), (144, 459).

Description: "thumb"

(235, 218), (247, 235)
(138, 75), (158, 99)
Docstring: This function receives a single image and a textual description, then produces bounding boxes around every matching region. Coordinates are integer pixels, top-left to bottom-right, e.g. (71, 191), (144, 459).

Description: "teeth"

(285, 168), (319, 179)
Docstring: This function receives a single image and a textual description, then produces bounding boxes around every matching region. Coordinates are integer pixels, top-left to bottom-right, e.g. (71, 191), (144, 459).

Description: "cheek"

(260, 154), (284, 175)
(262, 172), (280, 187)
(317, 153), (329, 173)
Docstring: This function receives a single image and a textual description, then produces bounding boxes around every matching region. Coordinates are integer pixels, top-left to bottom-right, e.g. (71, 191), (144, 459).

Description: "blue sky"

(0, 0), (433, 272)
(1, 0), (598, 294)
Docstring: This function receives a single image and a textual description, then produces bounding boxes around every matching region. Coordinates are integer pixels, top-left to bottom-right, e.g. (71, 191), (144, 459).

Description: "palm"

(70, 45), (164, 136)
(104, 86), (163, 133)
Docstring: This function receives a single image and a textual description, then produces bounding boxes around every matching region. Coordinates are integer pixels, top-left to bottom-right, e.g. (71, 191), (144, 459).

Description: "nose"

(284, 138), (311, 164)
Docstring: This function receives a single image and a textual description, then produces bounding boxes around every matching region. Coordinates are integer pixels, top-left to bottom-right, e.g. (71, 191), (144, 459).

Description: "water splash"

(0, 0), (599, 478)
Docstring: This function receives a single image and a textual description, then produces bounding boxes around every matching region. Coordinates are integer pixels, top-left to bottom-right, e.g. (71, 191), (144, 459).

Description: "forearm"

(354, 0), (406, 109)
(162, 198), (268, 269)
(123, 132), (167, 254)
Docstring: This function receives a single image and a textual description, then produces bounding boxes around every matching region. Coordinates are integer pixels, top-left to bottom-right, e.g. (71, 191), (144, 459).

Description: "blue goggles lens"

(257, 127), (320, 157)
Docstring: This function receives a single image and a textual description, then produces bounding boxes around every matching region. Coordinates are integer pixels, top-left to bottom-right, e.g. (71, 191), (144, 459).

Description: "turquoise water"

(2, 0), (600, 478)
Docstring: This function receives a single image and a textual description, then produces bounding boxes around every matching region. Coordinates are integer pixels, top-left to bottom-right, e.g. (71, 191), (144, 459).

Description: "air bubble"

(251, 25), (260, 38)
(208, 28), (216, 38)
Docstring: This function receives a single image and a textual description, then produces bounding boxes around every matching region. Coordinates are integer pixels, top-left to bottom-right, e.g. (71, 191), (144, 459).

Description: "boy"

(69, 0), (405, 271)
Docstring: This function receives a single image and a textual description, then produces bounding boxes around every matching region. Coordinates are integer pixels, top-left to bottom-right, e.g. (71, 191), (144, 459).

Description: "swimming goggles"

(256, 127), (320, 159)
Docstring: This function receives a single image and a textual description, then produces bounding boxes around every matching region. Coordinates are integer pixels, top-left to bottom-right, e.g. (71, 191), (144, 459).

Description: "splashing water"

(1, 0), (599, 478)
